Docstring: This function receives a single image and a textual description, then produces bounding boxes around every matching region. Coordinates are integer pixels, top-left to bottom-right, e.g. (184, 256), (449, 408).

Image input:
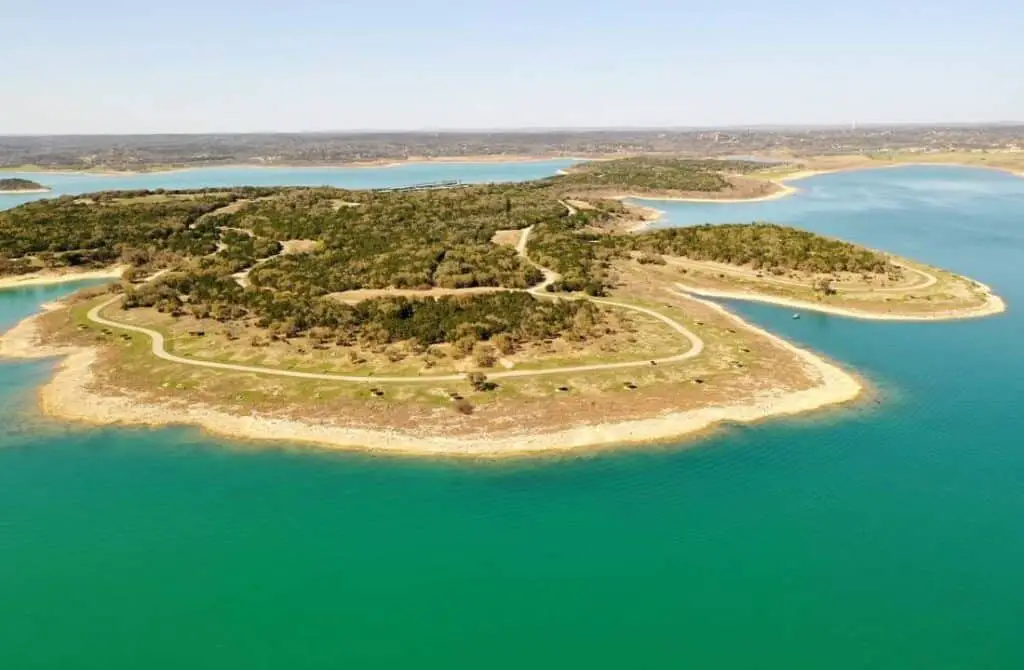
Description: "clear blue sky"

(2, 0), (1021, 133)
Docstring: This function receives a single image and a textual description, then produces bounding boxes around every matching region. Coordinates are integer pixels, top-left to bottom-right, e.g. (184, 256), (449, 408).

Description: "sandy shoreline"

(622, 204), (666, 231)
(674, 282), (1007, 322)
(0, 188), (51, 195)
(0, 294), (863, 458)
(0, 267), (125, 291)
(613, 179), (798, 206)
(620, 181), (800, 205)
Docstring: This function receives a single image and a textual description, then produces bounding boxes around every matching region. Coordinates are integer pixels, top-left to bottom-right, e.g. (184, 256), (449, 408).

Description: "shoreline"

(0, 155), (597, 177)
(0, 188), (51, 195)
(0, 296), (864, 458)
(133, 155), (591, 175)
(0, 267), (125, 291)
(617, 180), (801, 231)
(618, 162), (1024, 231)
(618, 181), (800, 205)
(778, 162), (1024, 181)
(674, 282), (1007, 322)
(4, 157), (1020, 184)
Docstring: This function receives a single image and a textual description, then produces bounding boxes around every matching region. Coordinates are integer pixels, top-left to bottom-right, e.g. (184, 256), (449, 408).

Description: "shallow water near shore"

(2, 164), (1024, 668)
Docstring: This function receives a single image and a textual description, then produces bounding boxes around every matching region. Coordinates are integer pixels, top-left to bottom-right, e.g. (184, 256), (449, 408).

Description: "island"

(0, 178), (50, 194)
(0, 159), (1006, 456)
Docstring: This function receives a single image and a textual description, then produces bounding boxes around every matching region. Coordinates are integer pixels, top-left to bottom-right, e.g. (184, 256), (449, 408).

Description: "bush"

(467, 371), (490, 391)
(637, 252), (666, 265)
(473, 344), (498, 368)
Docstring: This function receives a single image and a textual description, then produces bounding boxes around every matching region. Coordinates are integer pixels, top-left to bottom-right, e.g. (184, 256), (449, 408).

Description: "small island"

(0, 178), (50, 195)
(0, 159), (1006, 456)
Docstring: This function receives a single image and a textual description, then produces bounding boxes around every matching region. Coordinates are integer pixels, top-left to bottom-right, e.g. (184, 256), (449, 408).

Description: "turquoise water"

(2, 165), (1023, 668)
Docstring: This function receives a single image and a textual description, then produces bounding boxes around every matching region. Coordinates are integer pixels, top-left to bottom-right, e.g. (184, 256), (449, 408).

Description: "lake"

(1, 163), (1022, 669)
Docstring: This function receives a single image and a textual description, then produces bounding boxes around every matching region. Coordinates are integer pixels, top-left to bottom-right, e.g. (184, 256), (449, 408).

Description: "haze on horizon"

(2, 0), (1021, 135)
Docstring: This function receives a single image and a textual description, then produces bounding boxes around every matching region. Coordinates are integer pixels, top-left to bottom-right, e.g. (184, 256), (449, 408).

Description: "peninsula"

(0, 178), (49, 194)
(0, 159), (1005, 456)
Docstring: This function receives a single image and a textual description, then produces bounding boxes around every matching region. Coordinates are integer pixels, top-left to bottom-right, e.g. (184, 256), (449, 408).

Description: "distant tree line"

(4, 126), (1018, 171)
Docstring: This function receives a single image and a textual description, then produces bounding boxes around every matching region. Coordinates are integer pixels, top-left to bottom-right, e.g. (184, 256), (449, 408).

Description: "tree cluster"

(631, 224), (892, 274)
(124, 270), (598, 347)
(0, 188), (271, 274)
(526, 209), (621, 295)
(224, 185), (554, 293)
(0, 178), (45, 191)
(528, 218), (893, 295)
(555, 157), (768, 194)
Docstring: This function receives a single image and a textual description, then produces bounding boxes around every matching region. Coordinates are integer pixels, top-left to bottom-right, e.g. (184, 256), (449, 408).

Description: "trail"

(666, 257), (938, 294)
(518, 224), (561, 292)
(672, 281), (1005, 322)
(230, 252), (278, 289)
(86, 295), (703, 384)
(84, 211), (706, 384)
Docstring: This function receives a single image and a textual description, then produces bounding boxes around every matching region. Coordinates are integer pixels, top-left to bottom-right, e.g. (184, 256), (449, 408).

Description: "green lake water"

(1, 164), (1022, 669)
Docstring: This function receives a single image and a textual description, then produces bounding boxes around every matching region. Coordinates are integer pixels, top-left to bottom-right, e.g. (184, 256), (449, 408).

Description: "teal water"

(2, 165), (1023, 669)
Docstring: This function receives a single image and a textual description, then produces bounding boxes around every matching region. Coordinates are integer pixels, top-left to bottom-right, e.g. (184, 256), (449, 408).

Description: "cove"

(1, 164), (1022, 669)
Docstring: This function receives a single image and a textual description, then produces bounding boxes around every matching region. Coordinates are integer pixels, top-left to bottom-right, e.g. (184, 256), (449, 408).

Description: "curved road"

(87, 215), (705, 384)
(87, 297), (702, 384)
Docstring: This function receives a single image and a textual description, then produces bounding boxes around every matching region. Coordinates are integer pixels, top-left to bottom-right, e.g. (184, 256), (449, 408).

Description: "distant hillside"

(0, 178), (47, 192)
(0, 125), (1022, 171)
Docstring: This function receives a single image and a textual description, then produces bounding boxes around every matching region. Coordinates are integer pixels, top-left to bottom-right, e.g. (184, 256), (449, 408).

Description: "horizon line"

(2, 121), (1024, 138)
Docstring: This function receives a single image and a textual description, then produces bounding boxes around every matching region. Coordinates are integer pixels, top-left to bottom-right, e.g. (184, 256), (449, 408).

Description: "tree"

(467, 371), (490, 392)
(813, 277), (837, 297)
(492, 333), (516, 355)
(473, 344), (497, 368)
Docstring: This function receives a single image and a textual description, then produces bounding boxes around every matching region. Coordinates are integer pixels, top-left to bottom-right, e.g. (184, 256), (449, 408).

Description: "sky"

(1, 0), (1021, 133)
